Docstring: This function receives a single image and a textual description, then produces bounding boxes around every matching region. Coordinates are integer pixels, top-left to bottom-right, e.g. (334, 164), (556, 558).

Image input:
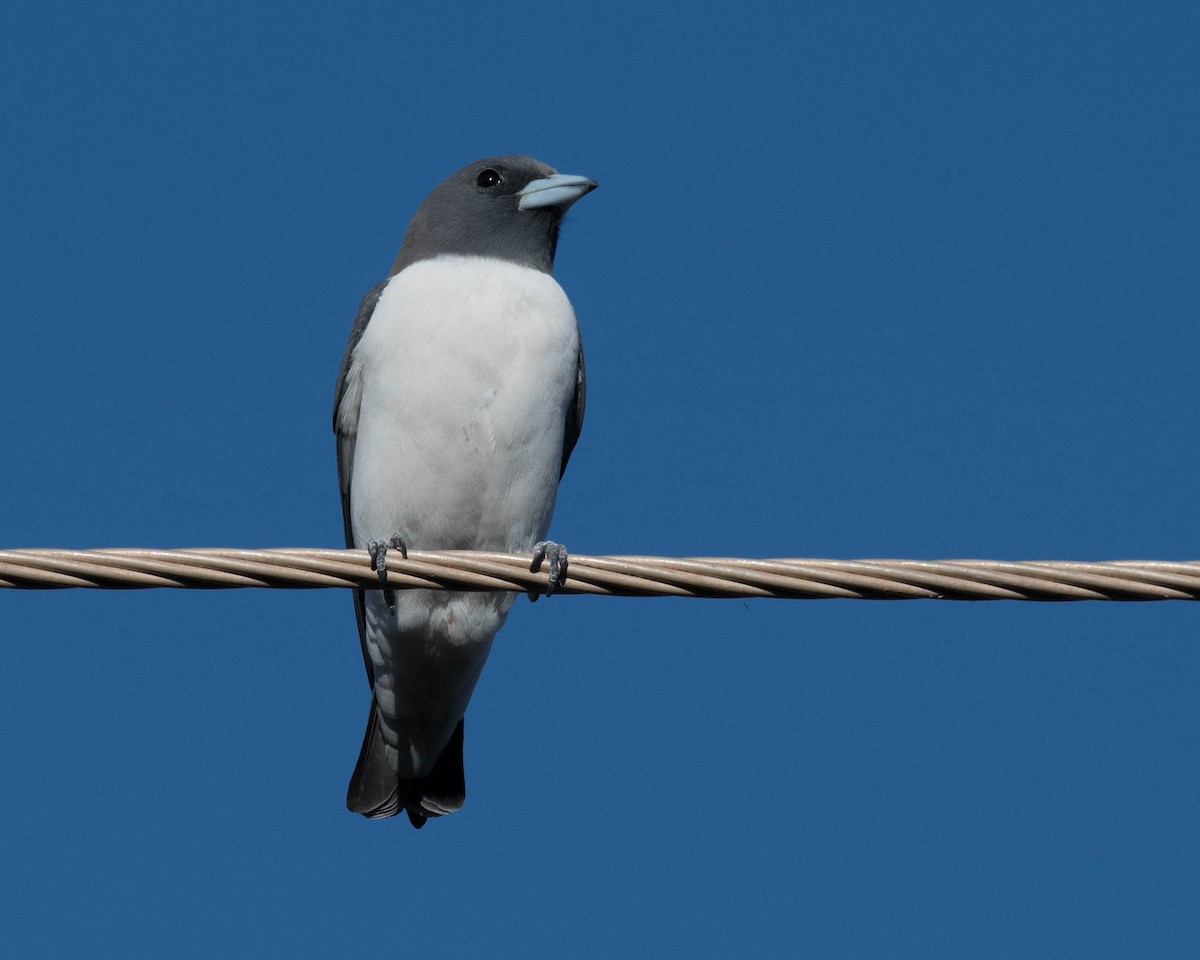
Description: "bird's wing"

(333, 278), (391, 676)
(560, 340), (586, 478)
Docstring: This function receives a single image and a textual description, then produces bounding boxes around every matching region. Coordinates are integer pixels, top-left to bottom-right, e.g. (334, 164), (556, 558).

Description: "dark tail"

(346, 705), (466, 829)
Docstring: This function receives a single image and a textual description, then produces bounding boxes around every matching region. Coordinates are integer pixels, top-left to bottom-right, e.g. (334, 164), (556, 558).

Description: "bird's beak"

(517, 173), (598, 211)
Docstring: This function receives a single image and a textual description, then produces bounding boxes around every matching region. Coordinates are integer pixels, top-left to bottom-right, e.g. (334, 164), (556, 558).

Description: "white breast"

(349, 254), (581, 552)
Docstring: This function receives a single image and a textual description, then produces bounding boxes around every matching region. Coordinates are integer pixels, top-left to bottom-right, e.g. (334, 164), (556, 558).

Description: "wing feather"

(560, 341), (586, 478)
(333, 278), (391, 680)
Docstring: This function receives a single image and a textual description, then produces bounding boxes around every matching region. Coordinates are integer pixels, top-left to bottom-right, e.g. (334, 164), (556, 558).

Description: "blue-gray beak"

(517, 173), (598, 211)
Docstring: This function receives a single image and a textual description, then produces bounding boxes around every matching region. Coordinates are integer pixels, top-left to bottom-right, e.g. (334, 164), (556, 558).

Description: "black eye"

(475, 168), (502, 188)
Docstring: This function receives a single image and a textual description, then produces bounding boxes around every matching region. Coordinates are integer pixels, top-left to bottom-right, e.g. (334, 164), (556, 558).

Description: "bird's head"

(392, 155), (598, 276)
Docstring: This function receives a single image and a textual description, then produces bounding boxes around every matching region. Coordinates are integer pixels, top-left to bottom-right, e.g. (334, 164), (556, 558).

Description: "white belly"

(350, 254), (580, 552)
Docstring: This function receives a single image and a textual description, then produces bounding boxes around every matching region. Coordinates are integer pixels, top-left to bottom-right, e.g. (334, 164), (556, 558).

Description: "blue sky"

(2, 1), (1198, 956)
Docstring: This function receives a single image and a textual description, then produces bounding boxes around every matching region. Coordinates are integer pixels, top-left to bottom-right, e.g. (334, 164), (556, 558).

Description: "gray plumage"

(333, 155), (596, 826)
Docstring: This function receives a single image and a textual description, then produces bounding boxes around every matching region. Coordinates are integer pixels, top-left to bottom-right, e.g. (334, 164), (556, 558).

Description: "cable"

(1, 548), (1198, 600)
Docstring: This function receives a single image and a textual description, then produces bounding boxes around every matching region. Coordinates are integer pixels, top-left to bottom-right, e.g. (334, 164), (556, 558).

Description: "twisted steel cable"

(1, 548), (1198, 600)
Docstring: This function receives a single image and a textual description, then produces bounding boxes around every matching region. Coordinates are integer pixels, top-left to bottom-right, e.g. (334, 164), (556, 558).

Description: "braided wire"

(1, 548), (1198, 600)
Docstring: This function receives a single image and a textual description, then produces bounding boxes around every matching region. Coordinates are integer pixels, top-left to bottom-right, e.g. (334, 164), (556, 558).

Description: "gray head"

(391, 155), (597, 276)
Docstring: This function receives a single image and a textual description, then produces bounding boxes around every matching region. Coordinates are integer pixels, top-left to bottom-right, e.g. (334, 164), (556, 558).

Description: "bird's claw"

(529, 540), (568, 601)
(367, 534), (408, 610)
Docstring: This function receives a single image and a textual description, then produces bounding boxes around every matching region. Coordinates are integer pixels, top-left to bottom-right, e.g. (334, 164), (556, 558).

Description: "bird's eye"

(475, 168), (502, 189)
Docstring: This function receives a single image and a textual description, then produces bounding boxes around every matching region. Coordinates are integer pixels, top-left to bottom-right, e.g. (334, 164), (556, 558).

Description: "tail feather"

(346, 704), (404, 819)
(346, 705), (466, 828)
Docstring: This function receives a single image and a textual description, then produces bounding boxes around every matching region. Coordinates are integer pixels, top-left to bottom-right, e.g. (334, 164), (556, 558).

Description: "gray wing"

(560, 341), (586, 478)
(333, 278), (390, 672)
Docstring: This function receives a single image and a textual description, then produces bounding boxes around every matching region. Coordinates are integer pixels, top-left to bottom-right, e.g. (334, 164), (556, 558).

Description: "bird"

(333, 155), (597, 827)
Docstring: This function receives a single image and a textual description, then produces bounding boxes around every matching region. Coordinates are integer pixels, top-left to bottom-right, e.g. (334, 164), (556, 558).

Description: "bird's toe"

(530, 540), (569, 598)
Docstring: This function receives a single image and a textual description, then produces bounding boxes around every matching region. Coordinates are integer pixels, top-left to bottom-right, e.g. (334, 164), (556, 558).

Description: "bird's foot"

(367, 534), (408, 610)
(529, 540), (568, 601)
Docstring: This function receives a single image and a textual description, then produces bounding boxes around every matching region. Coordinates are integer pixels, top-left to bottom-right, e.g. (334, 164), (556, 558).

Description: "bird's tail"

(346, 704), (466, 829)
